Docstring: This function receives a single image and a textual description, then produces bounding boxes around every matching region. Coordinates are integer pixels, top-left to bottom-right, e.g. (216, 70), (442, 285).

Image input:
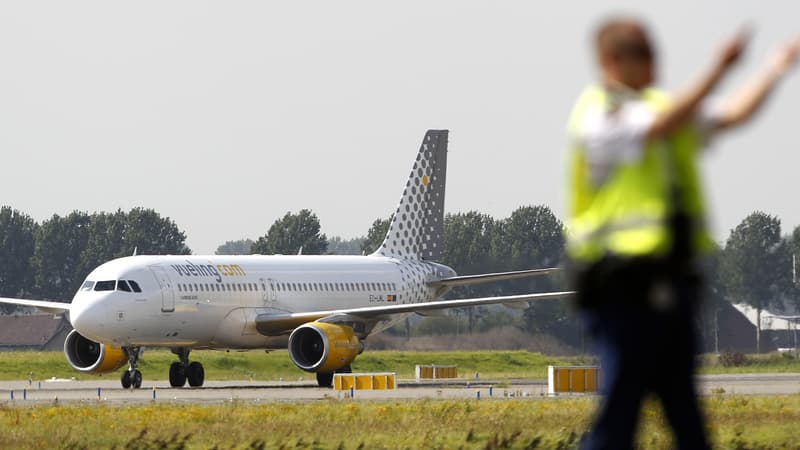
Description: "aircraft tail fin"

(375, 130), (448, 260)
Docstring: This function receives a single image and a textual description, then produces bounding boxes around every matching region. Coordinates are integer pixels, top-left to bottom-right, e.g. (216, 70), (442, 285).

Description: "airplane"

(0, 130), (573, 388)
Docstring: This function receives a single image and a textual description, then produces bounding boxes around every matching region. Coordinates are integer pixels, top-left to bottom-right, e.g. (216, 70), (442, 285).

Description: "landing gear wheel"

(337, 365), (352, 374)
(121, 346), (143, 389)
(187, 362), (205, 387)
(121, 370), (132, 389)
(316, 372), (334, 388)
(131, 370), (143, 389)
(169, 361), (187, 387)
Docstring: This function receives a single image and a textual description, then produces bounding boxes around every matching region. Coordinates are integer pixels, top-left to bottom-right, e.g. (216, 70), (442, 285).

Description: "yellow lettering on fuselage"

(217, 264), (246, 277)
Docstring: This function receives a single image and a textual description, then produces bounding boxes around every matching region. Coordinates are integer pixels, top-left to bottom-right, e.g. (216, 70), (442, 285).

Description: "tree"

(215, 239), (254, 255)
(77, 210), (127, 277)
(123, 208), (191, 255)
(327, 236), (365, 255)
(252, 210), (328, 255)
(496, 205), (565, 272)
(360, 217), (391, 255)
(78, 208), (190, 276)
(493, 206), (573, 342)
(784, 225), (800, 313)
(720, 211), (793, 353)
(29, 208), (190, 301)
(442, 211), (499, 278)
(441, 212), (500, 333)
(30, 211), (91, 300)
(0, 207), (37, 313)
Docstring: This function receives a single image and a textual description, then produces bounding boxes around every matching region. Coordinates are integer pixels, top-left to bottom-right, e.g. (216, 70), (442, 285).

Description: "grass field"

(1, 350), (799, 448)
(0, 350), (579, 382)
(2, 395), (800, 449)
(0, 349), (798, 383)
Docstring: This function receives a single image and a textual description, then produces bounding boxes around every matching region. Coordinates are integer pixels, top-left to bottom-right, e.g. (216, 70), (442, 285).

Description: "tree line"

(2, 204), (799, 352)
(0, 207), (189, 309)
(222, 207), (800, 352)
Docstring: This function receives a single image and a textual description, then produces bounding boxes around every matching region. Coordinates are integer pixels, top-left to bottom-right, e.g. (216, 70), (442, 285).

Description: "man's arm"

(714, 37), (800, 130)
(647, 31), (750, 139)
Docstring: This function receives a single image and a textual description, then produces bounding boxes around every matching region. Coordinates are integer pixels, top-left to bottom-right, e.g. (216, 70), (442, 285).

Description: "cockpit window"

(117, 280), (132, 292)
(128, 280), (141, 293)
(80, 281), (95, 292)
(94, 280), (116, 291)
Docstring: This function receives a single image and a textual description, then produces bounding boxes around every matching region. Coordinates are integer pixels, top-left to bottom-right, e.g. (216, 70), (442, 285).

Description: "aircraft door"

(150, 265), (175, 312)
(261, 278), (277, 307)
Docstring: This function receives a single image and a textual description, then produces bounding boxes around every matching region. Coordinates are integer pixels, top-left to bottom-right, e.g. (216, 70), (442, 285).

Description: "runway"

(1, 373), (798, 405)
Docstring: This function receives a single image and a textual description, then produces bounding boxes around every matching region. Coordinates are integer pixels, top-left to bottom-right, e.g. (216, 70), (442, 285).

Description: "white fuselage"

(69, 255), (455, 349)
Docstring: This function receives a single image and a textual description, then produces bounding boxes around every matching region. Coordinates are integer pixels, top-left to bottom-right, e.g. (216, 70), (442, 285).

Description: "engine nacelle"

(288, 322), (362, 373)
(63, 329), (128, 374)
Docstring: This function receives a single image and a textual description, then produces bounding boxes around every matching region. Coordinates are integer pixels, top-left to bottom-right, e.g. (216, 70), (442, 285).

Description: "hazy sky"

(1, 1), (798, 254)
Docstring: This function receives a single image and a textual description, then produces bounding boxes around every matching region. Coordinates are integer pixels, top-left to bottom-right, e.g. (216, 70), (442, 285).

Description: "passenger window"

(94, 280), (115, 291)
(178, 284), (182, 292)
(80, 281), (95, 291)
(117, 280), (132, 292)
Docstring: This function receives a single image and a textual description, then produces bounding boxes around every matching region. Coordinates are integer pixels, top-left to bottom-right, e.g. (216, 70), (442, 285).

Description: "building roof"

(732, 303), (800, 330)
(0, 314), (70, 347)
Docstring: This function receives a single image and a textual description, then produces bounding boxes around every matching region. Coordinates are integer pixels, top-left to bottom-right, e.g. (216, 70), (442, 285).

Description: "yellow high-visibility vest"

(566, 85), (713, 263)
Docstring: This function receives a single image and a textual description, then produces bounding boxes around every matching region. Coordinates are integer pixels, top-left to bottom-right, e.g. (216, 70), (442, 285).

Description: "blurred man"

(566, 17), (799, 449)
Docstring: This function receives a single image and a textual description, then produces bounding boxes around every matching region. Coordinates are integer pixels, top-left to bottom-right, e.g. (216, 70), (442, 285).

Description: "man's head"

(595, 17), (656, 91)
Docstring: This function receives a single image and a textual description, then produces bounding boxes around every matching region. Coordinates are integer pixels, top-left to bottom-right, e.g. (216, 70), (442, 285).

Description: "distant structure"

(0, 314), (72, 351)
(705, 302), (800, 353)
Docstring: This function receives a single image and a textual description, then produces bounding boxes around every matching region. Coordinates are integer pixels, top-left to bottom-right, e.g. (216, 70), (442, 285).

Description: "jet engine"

(288, 322), (362, 373)
(63, 329), (128, 374)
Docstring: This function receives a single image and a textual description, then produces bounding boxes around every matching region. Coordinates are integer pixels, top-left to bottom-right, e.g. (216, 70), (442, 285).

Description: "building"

(0, 314), (72, 351)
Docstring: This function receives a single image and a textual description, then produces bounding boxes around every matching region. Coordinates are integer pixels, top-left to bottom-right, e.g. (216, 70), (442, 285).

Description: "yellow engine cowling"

(63, 329), (128, 374)
(288, 322), (362, 373)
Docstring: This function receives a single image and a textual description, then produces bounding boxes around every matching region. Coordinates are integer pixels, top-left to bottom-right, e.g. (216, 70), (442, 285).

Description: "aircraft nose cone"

(69, 296), (106, 340)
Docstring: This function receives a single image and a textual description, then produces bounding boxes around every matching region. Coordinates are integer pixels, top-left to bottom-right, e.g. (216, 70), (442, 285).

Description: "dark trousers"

(580, 274), (710, 450)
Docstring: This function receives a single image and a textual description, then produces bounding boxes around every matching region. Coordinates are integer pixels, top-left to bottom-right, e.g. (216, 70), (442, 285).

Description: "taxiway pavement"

(0, 373), (797, 405)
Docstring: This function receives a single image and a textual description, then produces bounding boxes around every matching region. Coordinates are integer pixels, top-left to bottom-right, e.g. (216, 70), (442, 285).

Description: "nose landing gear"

(120, 347), (143, 389)
(169, 347), (205, 387)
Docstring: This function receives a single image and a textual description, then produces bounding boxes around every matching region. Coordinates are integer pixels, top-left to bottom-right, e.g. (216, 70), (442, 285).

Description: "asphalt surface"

(0, 374), (797, 405)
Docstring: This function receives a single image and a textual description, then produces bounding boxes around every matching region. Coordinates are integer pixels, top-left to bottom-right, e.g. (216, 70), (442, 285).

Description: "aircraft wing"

(427, 268), (559, 287)
(255, 290), (573, 336)
(0, 297), (71, 314)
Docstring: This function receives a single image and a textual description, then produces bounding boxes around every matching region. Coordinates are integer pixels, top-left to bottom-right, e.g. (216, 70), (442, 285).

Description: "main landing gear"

(169, 348), (205, 388)
(316, 364), (352, 388)
(120, 347), (143, 389)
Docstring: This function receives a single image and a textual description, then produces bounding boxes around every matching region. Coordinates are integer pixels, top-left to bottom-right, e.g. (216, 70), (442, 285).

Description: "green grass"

(0, 349), (577, 382)
(698, 352), (800, 374)
(2, 395), (800, 449)
(0, 349), (798, 382)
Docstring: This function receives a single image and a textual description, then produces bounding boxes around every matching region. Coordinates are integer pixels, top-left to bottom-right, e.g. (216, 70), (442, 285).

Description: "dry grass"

(1, 395), (800, 449)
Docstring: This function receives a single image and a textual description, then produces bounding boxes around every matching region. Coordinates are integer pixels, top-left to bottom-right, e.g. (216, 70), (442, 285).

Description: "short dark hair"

(594, 17), (652, 59)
